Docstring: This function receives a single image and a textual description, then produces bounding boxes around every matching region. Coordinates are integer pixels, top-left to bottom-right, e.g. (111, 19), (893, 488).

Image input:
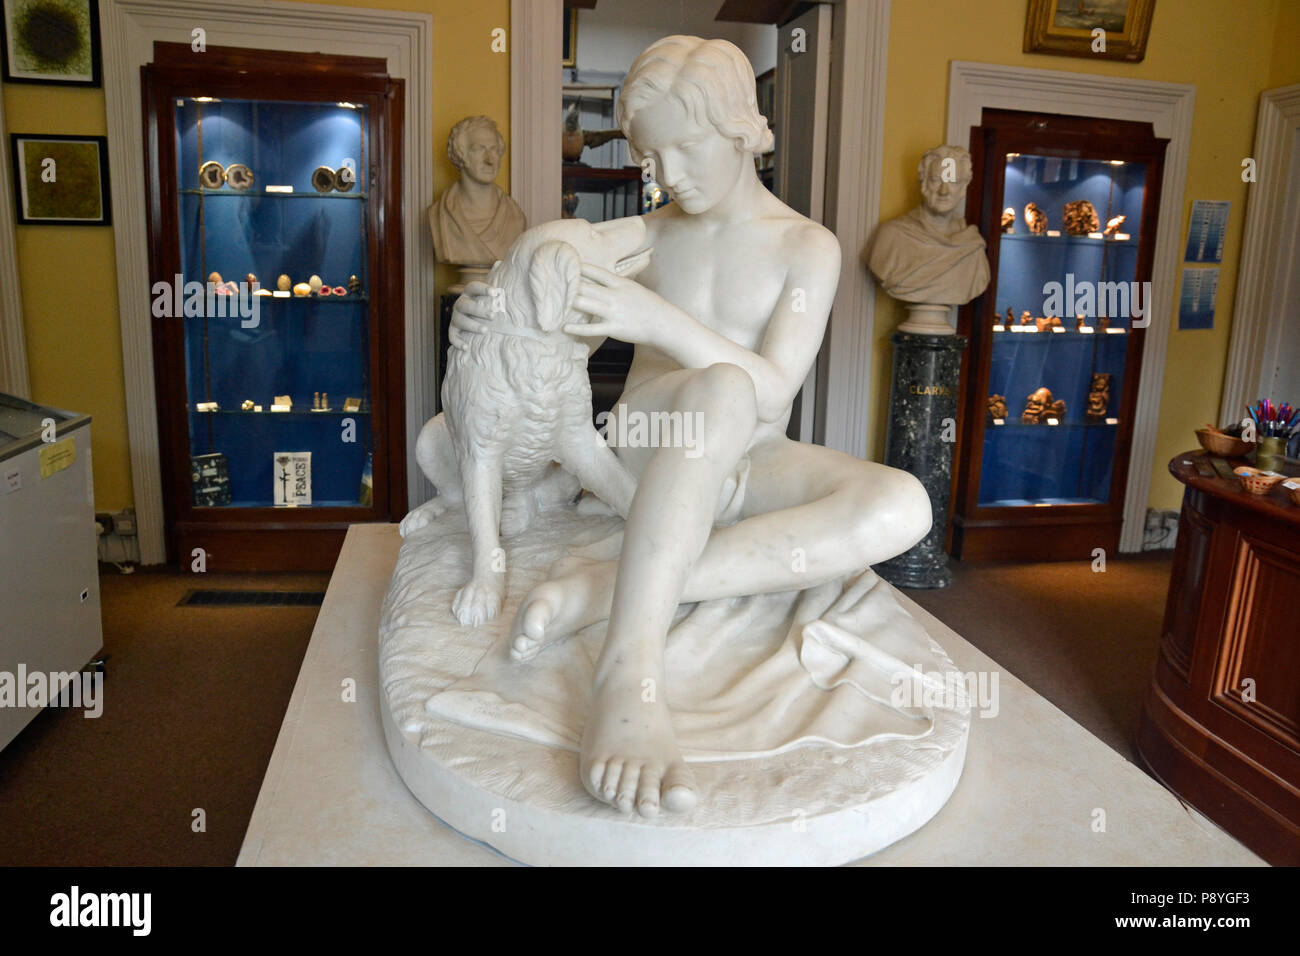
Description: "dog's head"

(489, 217), (651, 333)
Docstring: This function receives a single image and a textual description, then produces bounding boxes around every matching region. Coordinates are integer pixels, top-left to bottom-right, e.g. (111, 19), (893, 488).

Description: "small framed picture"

(1, 0), (102, 86)
(1024, 0), (1155, 63)
(10, 134), (111, 225)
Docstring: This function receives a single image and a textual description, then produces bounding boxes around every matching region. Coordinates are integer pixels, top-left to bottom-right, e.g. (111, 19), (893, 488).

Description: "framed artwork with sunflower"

(1, 0), (102, 86)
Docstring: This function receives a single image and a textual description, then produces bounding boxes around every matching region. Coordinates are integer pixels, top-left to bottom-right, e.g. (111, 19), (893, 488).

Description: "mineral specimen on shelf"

(1086, 373), (1111, 422)
(277, 274), (292, 291)
(241, 399), (255, 411)
(293, 282), (311, 297)
(1099, 315), (1111, 330)
(1024, 202), (1047, 235)
(1104, 214), (1126, 237)
(1022, 387), (1066, 424)
(309, 274), (324, 294)
(1001, 207), (1016, 233)
(1035, 315), (1052, 332)
(987, 394), (1009, 420)
(1020, 310), (1033, 326)
(1004, 307), (1014, 327)
(208, 271), (223, 285)
(348, 274), (361, 295)
(1063, 199), (1100, 236)
(1075, 313), (1087, 330)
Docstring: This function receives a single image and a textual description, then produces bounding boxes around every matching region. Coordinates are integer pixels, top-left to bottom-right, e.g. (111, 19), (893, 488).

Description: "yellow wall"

(5, 0), (509, 513)
(873, 0), (1292, 512)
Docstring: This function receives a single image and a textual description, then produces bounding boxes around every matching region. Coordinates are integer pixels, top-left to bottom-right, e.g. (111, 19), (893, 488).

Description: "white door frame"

(509, 0), (891, 459)
(0, 89), (29, 399)
(947, 61), (1195, 553)
(101, 0), (435, 564)
(1219, 83), (1300, 426)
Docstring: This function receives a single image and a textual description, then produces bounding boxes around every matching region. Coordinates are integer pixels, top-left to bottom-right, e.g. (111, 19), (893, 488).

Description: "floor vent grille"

(178, 590), (325, 607)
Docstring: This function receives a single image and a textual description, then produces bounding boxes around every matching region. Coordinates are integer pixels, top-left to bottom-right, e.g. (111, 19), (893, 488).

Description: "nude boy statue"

(450, 36), (931, 818)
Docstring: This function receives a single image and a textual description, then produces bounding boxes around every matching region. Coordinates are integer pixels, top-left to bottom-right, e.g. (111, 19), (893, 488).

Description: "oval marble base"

(379, 508), (970, 866)
(382, 700), (968, 866)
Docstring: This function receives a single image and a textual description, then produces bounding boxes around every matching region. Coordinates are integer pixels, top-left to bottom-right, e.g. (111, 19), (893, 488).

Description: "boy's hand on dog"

(571, 264), (679, 348)
(449, 280), (495, 349)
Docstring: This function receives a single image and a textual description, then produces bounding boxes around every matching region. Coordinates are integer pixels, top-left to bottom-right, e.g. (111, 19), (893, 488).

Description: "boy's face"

(629, 95), (746, 215)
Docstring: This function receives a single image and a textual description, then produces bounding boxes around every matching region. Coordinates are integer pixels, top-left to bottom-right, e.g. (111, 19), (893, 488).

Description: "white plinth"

(237, 525), (1263, 867)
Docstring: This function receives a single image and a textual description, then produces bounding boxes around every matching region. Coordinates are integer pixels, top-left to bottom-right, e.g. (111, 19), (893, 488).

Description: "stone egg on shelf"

(308, 274), (323, 293)
(293, 282), (312, 297)
(277, 274), (292, 291)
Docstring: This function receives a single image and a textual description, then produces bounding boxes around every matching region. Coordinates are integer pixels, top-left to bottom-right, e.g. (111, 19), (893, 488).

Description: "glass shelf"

(180, 188), (367, 200)
(999, 233), (1134, 245)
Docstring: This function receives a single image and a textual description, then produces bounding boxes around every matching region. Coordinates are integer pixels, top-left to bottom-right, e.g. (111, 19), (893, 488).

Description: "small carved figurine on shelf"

(1004, 307), (1014, 327)
(1035, 315), (1051, 332)
(1020, 309), (1034, 327)
(1022, 387), (1066, 424)
(348, 274), (361, 295)
(1024, 201), (1047, 235)
(987, 394), (1009, 420)
(1075, 313), (1087, 331)
(1001, 207), (1016, 233)
(1086, 373), (1111, 422)
(1063, 199), (1100, 236)
(1098, 315), (1111, 330)
(1104, 214), (1126, 237)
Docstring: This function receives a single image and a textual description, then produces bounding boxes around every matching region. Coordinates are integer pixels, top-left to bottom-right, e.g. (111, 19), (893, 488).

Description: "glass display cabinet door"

(177, 97), (373, 510)
(143, 46), (405, 571)
(978, 153), (1147, 507)
(951, 111), (1166, 562)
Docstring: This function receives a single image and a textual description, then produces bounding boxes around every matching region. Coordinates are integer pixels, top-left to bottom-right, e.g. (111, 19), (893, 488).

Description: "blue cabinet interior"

(978, 154), (1147, 507)
(176, 98), (372, 507)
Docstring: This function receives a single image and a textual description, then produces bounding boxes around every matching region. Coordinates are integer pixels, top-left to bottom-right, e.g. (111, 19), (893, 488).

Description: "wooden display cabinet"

(950, 110), (1167, 561)
(142, 45), (406, 571)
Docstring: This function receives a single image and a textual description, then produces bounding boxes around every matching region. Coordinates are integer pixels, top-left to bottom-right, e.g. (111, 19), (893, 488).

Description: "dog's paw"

(452, 577), (504, 627)
(399, 498), (449, 538)
(575, 491), (619, 517)
(500, 492), (538, 537)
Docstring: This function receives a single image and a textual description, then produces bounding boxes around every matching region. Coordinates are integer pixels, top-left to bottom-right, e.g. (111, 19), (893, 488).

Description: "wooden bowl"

(1196, 427), (1252, 457)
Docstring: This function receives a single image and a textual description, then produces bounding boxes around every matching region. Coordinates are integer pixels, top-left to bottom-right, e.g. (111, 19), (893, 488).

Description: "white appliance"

(0, 392), (103, 750)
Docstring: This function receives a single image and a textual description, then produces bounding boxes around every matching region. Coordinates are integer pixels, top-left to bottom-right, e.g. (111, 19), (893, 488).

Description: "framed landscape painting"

(10, 134), (111, 225)
(1024, 0), (1155, 63)
(1, 0), (102, 86)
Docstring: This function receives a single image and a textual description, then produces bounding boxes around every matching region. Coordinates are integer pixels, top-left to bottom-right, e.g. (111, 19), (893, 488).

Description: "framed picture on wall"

(10, 134), (112, 225)
(1024, 0), (1155, 63)
(562, 9), (577, 69)
(1, 0), (102, 86)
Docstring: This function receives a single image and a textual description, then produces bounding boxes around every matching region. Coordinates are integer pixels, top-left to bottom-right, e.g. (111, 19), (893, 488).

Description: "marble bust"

(428, 115), (526, 276)
(382, 36), (970, 864)
(867, 145), (990, 334)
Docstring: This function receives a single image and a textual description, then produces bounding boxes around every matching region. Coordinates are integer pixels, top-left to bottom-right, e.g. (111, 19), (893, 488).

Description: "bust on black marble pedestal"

(866, 144), (990, 588)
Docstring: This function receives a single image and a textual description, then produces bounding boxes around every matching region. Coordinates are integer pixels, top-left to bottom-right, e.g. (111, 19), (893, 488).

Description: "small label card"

(273, 451), (312, 507)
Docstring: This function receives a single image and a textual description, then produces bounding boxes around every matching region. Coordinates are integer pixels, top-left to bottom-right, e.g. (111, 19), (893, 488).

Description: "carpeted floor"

(904, 551), (1173, 762)
(0, 551), (1173, 866)
(0, 567), (329, 866)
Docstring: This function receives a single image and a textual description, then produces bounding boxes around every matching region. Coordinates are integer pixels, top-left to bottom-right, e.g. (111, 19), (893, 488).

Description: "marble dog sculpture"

(401, 218), (651, 627)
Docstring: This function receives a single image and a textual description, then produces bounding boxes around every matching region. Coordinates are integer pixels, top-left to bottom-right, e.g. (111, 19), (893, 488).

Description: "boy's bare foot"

(580, 667), (697, 817)
(509, 555), (616, 661)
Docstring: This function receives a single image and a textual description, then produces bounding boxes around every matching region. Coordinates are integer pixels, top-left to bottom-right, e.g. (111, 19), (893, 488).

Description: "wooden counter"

(1136, 451), (1300, 865)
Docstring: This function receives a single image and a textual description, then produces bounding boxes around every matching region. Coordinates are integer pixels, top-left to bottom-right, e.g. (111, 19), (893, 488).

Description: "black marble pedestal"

(877, 331), (967, 589)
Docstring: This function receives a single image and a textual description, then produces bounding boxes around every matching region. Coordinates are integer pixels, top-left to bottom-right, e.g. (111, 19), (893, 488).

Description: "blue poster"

(1178, 267), (1219, 330)
(1184, 200), (1230, 263)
